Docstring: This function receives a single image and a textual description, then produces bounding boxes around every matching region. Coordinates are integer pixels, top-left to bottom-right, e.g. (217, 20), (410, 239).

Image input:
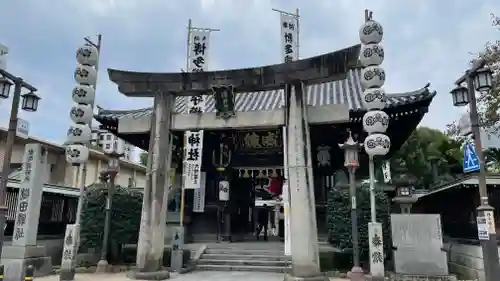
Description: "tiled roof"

(96, 68), (435, 121)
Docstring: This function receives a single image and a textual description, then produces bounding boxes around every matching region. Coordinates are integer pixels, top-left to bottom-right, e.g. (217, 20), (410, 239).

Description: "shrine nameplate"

(232, 130), (283, 166)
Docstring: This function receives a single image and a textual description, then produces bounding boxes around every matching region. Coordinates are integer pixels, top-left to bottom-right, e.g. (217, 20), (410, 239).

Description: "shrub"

(80, 184), (143, 263)
(326, 180), (391, 268)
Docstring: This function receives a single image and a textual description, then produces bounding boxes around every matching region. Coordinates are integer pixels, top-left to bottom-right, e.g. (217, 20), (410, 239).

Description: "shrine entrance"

(203, 129), (285, 242)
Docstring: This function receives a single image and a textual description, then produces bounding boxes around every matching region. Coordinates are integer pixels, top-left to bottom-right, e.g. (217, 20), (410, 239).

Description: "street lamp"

(339, 131), (364, 281)
(0, 68), (40, 257)
(96, 140), (124, 273)
(450, 58), (500, 281)
(21, 91), (41, 112)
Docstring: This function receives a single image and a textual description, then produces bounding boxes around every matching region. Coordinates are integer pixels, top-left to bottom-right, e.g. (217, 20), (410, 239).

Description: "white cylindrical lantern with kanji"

(66, 44), (100, 166)
(359, 13), (388, 280)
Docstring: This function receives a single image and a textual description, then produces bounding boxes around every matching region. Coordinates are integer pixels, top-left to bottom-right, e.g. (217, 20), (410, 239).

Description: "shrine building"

(94, 44), (435, 243)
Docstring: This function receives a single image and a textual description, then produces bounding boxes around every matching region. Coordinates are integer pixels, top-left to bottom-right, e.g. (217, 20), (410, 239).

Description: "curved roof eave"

(95, 72), (436, 122)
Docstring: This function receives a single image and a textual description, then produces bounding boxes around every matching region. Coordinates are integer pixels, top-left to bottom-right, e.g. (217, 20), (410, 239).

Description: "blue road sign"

(463, 141), (480, 173)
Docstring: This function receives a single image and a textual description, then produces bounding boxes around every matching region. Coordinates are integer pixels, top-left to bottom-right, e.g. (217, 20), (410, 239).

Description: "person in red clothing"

(264, 176), (283, 198)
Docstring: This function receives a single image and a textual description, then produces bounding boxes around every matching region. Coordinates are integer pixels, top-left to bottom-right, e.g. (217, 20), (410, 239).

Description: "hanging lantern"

(360, 43), (384, 67)
(74, 64), (97, 85)
(76, 45), (99, 66)
(473, 67), (493, 92)
(361, 66), (386, 89)
(362, 88), (387, 110)
(450, 85), (469, 107)
(65, 144), (90, 166)
(69, 103), (93, 124)
(362, 110), (389, 134)
(21, 91), (41, 112)
(0, 77), (13, 99)
(66, 124), (92, 145)
(72, 85), (96, 104)
(359, 20), (384, 45)
(364, 133), (391, 156)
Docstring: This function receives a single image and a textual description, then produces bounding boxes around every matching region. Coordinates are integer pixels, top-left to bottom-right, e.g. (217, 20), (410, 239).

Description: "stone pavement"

(35, 272), (348, 281)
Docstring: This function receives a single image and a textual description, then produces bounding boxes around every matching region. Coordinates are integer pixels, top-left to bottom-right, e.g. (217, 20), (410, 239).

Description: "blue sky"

(0, 0), (498, 146)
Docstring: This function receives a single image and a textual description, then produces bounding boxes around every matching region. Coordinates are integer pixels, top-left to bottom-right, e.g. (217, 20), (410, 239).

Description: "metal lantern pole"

(359, 9), (389, 281)
(61, 35), (101, 281)
(0, 69), (39, 257)
(339, 132), (364, 281)
(450, 58), (500, 281)
(96, 147), (122, 273)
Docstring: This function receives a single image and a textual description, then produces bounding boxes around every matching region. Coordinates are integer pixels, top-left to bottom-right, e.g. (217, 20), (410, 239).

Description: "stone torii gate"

(107, 45), (360, 281)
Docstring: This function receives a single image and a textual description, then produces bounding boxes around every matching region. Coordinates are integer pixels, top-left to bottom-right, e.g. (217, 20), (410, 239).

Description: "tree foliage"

(139, 152), (148, 166)
(80, 184), (143, 261)
(327, 182), (391, 265)
(389, 127), (462, 189)
(447, 14), (500, 134)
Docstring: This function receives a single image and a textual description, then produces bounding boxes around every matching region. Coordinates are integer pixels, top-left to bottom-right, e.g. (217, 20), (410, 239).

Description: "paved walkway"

(36, 272), (348, 281)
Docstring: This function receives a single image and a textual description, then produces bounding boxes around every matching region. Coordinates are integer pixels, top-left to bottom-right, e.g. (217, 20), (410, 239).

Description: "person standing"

(256, 204), (270, 241)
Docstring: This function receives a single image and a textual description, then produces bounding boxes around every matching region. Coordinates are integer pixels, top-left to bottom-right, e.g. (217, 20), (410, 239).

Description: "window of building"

(99, 134), (104, 140)
(105, 144), (111, 149)
(106, 134), (112, 140)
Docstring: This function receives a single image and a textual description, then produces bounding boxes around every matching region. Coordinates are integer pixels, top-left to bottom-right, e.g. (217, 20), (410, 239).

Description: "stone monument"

(390, 214), (456, 281)
(0, 143), (52, 281)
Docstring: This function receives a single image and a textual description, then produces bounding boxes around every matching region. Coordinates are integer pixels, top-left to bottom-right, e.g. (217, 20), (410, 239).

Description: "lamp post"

(62, 36), (101, 281)
(96, 141), (123, 273)
(359, 10), (390, 280)
(339, 131), (364, 281)
(0, 69), (41, 256)
(450, 58), (500, 281)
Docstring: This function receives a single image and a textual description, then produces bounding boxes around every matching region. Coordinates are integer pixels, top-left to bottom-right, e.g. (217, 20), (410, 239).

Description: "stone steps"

(201, 253), (290, 261)
(196, 264), (290, 273)
(198, 258), (289, 267)
(197, 244), (291, 273)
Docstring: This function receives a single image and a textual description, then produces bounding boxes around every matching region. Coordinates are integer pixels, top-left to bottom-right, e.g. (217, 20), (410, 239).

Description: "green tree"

(447, 14), (499, 133)
(327, 182), (391, 267)
(80, 184), (143, 262)
(139, 152), (148, 166)
(389, 127), (462, 189)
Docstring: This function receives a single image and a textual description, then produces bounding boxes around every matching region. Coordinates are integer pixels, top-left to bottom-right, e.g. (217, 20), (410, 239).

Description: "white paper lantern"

(359, 20), (384, 45)
(364, 133), (391, 156)
(76, 45), (99, 66)
(362, 88), (387, 110)
(74, 64), (97, 86)
(69, 103), (93, 124)
(360, 43), (384, 67)
(65, 144), (90, 166)
(66, 124), (92, 144)
(72, 85), (96, 104)
(362, 110), (389, 134)
(219, 180), (230, 201)
(361, 66), (385, 89)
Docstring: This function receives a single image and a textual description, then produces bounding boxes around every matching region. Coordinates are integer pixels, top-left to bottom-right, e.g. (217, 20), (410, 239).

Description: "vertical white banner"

(382, 161), (391, 183)
(280, 14), (299, 63)
(192, 172), (207, 213)
(186, 30), (210, 114)
(183, 130), (204, 189)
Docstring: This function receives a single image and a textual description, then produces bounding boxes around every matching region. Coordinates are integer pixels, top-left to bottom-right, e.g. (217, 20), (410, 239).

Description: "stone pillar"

(128, 92), (173, 280)
(284, 82), (325, 281)
(1, 143), (52, 281)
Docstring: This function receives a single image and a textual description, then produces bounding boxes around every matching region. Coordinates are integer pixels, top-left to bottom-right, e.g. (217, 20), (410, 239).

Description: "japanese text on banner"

(183, 130), (204, 189)
(280, 13), (299, 63)
(186, 30), (211, 114)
